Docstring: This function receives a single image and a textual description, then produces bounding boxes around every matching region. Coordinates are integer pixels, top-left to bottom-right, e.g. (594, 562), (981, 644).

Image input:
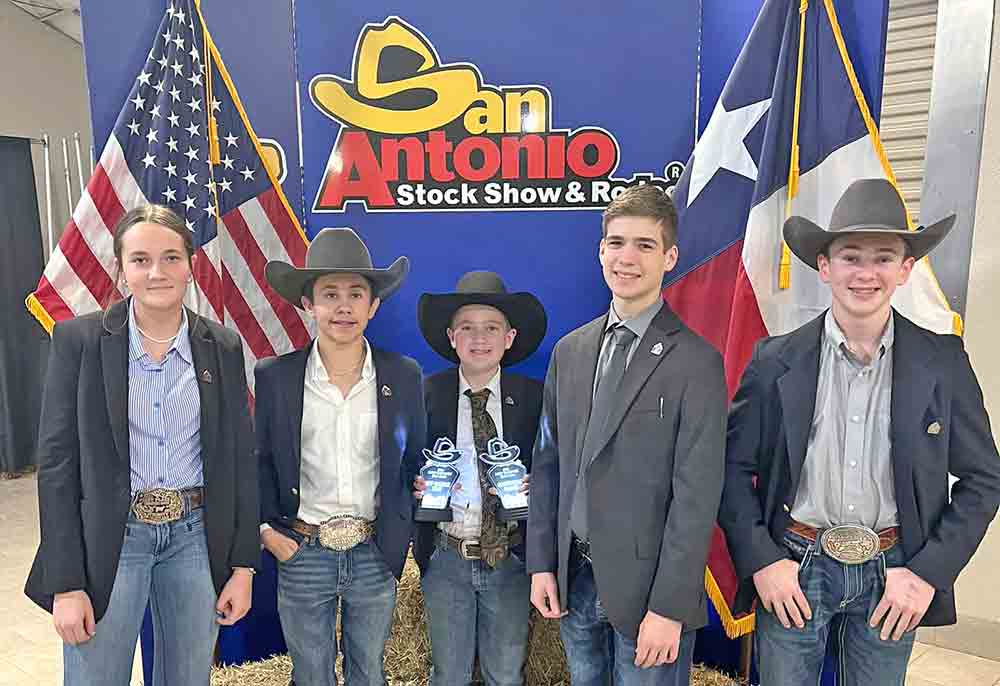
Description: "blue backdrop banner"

(293, 1), (701, 379)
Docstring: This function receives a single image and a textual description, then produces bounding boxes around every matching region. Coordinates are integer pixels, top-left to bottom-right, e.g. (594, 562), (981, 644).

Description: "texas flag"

(663, 0), (958, 637)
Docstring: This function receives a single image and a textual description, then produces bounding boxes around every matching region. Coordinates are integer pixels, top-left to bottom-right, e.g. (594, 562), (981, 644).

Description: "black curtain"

(0, 136), (47, 473)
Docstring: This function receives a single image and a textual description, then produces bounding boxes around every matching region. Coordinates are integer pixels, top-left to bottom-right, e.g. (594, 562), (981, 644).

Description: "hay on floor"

(210, 553), (741, 686)
(0, 466), (36, 480)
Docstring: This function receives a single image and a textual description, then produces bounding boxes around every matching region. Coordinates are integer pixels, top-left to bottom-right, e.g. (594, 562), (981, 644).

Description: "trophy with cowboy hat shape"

(418, 270), (546, 522)
(416, 437), (464, 522)
(478, 436), (530, 521)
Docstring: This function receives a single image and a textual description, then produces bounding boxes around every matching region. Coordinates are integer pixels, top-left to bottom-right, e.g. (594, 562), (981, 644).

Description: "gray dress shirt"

(592, 298), (663, 396)
(791, 312), (898, 531)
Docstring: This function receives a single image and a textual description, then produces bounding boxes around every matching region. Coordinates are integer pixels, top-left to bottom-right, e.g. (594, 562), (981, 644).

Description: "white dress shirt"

(441, 367), (504, 540)
(297, 339), (380, 524)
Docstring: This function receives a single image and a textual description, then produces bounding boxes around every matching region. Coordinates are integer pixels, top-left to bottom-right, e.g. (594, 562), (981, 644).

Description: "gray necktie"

(570, 324), (637, 540)
(587, 325), (637, 446)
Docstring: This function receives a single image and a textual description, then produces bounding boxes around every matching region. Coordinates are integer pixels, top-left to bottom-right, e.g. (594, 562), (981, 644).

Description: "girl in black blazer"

(24, 205), (259, 686)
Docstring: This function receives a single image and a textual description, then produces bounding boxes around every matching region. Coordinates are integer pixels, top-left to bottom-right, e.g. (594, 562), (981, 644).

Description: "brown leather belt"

(788, 519), (899, 564)
(290, 519), (322, 539)
(131, 487), (204, 524)
(439, 529), (523, 564)
(291, 516), (374, 551)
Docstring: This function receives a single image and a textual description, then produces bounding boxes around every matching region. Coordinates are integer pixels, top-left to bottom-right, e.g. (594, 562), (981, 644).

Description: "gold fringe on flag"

(779, 0), (809, 291)
(705, 567), (756, 639)
(25, 293), (55, 335)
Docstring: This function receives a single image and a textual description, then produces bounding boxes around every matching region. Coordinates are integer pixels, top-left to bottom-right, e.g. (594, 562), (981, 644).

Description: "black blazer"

(255, 342), (426, 580)
(24, 300), (259, 621)
(527, 304), (728, 638)
(413, 368), (543, 573)
(719, 310), (1000, 626)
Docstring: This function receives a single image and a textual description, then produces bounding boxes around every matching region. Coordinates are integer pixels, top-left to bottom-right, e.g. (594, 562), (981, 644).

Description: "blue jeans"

(421, 544), (531, 686)
(560, 546), (696, 686)
(277, 537), (397, 686)
(63, 508), (219, 686)
(756, 532), (916, 685)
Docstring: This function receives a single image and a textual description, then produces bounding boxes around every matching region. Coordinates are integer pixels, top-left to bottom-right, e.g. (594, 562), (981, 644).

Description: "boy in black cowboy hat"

(255, 227), (426, 686)
(719, 178), (1000, 684)
(412, 270), (547, 686)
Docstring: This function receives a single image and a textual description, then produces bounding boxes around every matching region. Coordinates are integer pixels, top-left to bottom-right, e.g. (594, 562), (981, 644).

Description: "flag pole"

(42, 134), (54, 255)
(61, 137), (74, 215)
(740, 633), (753, 682)
(74, 133), (86, 202)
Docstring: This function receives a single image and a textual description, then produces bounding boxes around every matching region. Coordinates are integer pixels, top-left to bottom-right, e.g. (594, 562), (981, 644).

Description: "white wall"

(954, 5), (1000, 623)
(0, 1), (92, 254)
(915, 5), (1000, 660)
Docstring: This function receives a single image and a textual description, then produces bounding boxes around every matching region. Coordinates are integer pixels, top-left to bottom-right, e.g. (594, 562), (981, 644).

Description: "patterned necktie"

(466, 388), (508, 566)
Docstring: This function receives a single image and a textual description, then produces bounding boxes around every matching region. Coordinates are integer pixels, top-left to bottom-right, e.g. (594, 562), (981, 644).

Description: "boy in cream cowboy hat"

(719, 179), (1000, 685)
(255, 227), (426, 686)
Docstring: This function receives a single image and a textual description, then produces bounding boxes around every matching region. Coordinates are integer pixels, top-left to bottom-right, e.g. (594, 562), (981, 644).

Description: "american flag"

(26, 0), (312, 387)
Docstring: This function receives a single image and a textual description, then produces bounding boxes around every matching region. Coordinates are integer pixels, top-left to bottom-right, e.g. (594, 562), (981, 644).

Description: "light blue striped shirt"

(127, 299), (203, 494)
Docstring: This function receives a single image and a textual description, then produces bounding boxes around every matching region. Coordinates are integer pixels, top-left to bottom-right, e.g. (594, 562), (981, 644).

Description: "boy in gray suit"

(527, 185), (728, 686)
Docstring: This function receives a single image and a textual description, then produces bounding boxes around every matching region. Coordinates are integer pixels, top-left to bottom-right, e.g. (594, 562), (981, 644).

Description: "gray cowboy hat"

(265, 227), (409, 307)
(783, 178), (956, 270)
(418, 271), (547, 366)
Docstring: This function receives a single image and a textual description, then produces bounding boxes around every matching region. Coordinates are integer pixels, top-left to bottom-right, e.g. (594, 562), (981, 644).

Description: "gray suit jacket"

(526, 302), (727, 638)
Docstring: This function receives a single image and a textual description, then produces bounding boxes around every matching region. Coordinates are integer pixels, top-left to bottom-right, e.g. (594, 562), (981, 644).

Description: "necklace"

(134, 320), (182, 344)
(327, 348), (366, 377)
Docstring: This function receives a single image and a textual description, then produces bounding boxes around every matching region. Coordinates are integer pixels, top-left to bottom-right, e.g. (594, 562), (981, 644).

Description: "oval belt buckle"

(820, 524), (881, 565)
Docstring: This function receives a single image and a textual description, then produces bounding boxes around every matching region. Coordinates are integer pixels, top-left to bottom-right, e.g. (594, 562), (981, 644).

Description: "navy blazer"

(413, 368), (543, 573)
(24, 300), (259, 622)
(719, 310), (1000, 626)
(255, 341), (426, 580)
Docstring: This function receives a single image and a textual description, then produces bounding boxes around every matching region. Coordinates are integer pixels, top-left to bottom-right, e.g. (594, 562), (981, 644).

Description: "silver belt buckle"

(819, 524), (881, 565)
(132, 488), (184, 524)
(317, 516), (372, 551)
(460, 539), (481, 560)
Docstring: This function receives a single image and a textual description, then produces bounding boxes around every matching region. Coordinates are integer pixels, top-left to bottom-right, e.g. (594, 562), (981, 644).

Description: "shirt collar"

(458, 366), (502, 398)
(606, 298), (663, 340)
(824, 310), (895, 361)
(127, 297), (191, 363)
(308, 337), (375, 384)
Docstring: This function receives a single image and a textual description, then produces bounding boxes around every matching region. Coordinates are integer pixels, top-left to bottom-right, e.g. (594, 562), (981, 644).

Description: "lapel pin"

(381, 385), (392, 397)
(200, 369), (213, 384)
(505, 396), (515, 406)
(927, 421), (941, 435)
(650, 342), (663, 356)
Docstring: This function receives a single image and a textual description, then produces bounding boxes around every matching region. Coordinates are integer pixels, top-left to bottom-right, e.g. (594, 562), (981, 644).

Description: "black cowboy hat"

(418, 271), (547, 366)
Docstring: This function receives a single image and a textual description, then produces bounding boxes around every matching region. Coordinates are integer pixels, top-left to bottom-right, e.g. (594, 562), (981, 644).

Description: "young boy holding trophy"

(412, 270), (547, 686)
